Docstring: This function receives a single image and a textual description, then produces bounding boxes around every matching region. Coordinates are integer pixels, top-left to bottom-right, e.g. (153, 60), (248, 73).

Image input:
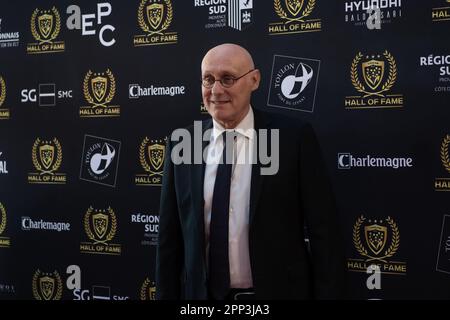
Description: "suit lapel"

(190, 119), (212, 266)
(249, 109), (270, 225)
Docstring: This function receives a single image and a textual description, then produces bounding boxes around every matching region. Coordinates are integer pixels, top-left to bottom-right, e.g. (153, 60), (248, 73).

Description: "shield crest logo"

(364, 224), (387, 255)
(362, 59), (385, 90)
(39, 144), (55, 170)
(91, 76), (108, 103)
(93, 213), (109, 240)
(147, 3), (164, 30)
(38, 13), (53, 39)
(148, 144), (165, 172)
(39, 276), (55, 300)
(285, 0), (303, 17)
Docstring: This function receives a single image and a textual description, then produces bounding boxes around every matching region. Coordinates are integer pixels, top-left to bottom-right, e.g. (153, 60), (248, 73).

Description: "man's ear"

(251, 69), (261, 91)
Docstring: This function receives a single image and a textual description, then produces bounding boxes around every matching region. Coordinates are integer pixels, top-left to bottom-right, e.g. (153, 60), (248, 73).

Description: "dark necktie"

(209, 131), (234, 300)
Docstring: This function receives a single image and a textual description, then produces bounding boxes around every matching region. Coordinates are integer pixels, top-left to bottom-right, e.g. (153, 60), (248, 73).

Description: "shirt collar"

(211, 106), (255, 143)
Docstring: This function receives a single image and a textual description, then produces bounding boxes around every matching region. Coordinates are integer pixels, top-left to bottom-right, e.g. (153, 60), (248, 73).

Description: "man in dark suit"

(156, 43), (345, 300)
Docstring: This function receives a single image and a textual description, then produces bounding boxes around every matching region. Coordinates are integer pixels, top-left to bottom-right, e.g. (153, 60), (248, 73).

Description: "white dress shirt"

(204, 107), (254, 289)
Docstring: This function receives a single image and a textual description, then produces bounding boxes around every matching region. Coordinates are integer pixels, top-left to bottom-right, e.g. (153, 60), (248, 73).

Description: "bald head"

(201, 43), (255, 73)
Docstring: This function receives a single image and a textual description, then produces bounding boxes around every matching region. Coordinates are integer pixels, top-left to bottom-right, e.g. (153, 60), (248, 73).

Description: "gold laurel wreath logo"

(140, 278), (155, 300)
(32, 270), (63, 300)
(84, 206), (117, 244)
(351, 50), (397, 98)
(139, 137), (152, 173)
(30, 7), (61, 44)
(0, 202), (7, 235)
(32, 138), (42, 172)
(83, 69), (116, 108)
(440, 134), (450, 174)
(274, 0), (315, 23)
(138, 0), (173, 35)
(353, 215), (400, 263)
(0, 77), (6, 107)
(31, 138), (62, 175)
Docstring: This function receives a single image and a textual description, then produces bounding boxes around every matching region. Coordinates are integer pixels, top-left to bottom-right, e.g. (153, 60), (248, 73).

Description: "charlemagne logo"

(348, 215), (406, 275)
(32, 270), (63, 300)
(80, 135), (121, 187)
(80, 69), (120, 118)
(28, 138), (66, 184)
(27, 7), (65, 54)
(0, 202), (11, 248)
(80, 206), (121, 255)
(435, 134), (450, 191)
(267, 55), (320, 112)
(134, 0), (178, 46)
(0, 76), (9, 120)
(432, 1), (450, 22)
(194, 0), (253, 31)
(140, 278), (156, 300)
(268, 0), (321, 35)
(135, 137), (166, 186)
(345, 50), (404, 110)
(436, 215), (450, 274)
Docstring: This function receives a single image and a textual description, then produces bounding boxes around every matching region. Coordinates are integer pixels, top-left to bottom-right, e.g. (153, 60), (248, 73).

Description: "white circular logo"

(281, 63), (313, 99)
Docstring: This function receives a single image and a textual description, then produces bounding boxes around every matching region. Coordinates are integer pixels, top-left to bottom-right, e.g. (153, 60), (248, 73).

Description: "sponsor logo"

(268, 0), (321, 35)
(129, 84), (185, 98)
(435, 134), (450, 191)
(28, 138), (66, 184)
(32, 269), (63, 300)
(267, 55), (320, 112)
(0, 18), (20, 48)
(194, 0), (253, 31)
(80, 135), (121, 187)
(131, 213), (159, 246)
(419, 54), (450, 93)
(344, 0), (402, 27)
(21, 84), (73, 106)
(134, 0), (178, 46)
(80, 69), (120, 118)
(140, 278), (156, 300)
(66, 2), (116, 47)
(0, 202), (10, 248)
(432, 1), (450, 22)
(135, 138), (166, 186)
(27, 7), (65, 54)
(21, 217), (70, 232)
(80, 206), (121, 255)
(337, 153), (413, 169)
(345, 50), (404, 109)
(0, 151), (7, 174)
(348, 215), (406, 275)
(0, 76), (9, 120)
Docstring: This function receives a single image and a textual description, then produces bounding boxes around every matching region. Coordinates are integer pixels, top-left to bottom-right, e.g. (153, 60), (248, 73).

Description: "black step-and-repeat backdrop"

(0, 0), (449, 300)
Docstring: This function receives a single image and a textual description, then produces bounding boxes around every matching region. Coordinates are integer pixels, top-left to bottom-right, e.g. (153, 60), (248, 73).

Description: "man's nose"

(211, 80), (225, 94)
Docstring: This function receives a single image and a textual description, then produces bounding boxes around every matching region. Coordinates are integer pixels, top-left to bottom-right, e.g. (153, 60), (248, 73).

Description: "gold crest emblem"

(138, 0), (173, 35)
(140, 278), (156, 300)
(140, 137), (166, 174)
(32, 138), (62, 175)
(83, 69), (116, 108)
(351, 50), (397, 98)
(32, 270), (63, 300)
(274, 0), (315, 23)
(84, 206), (117, 244)
(30, 7), (61, 43)
(0, 202), (6, 236)
(362, 59), (385, 91)
(353, 215), (400, 263)
(0, 76), (5, 108)
(440, 134), (450, 174)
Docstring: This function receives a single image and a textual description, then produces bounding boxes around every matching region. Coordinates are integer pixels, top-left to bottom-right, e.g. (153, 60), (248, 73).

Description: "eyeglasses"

(201, 69), (256, 88)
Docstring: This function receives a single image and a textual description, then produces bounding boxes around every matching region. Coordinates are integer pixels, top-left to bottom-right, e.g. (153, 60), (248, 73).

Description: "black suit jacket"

(156, 108), (346, 300)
